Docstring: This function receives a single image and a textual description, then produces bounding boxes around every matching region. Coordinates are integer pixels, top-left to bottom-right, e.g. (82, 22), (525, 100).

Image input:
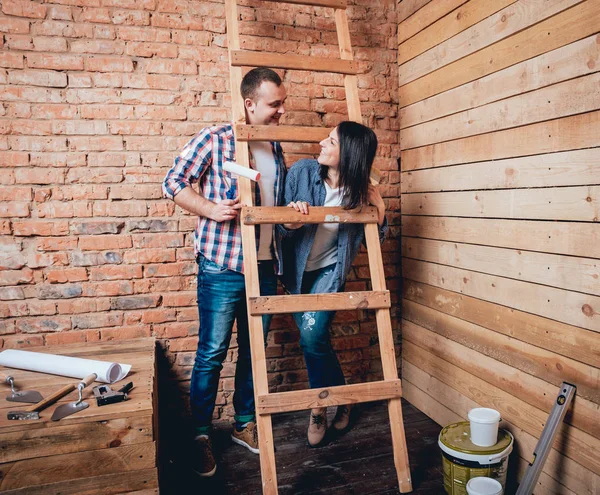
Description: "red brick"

(0, 268), (33, 286)
(77, 7), (112, 24)
(30, 104), (77, 119)
(1, 334), (44, 348)
(16, 316), (71, 333)
(46, 267), (88, 284)
(2, 0), (47, 18)
(144, 262), (195, 278)
(72, 312), (123, 329)
(126, 41), (177, 58)
(0, 16), (30, 34)
(56, 298), (98, 315)
(109, 121), (161, 135)
(26, 53), (84, 71)
(0, 151), (29, 167)
(141, 308), (177, 324)
(36, 201), (93, 218)
(82, 281), (133, 297)
(123, 248), (176, 264)
(79, 235), (132, 251)
(85, 56), (134, 72)
(111, 9), (150, 26)
(145, 59), (197, 75)
(162, 291), (196, 307)
(45, 331), (87, 345)
(0, 186), (33, 201)
(0, 202), (29, 217)
(167, 336), (197, 352)
(0, 251), (26, 270)
(0, 52), (24, 68)
(154, 321), (195, 339)
(67, 136), (123, 151)
(27, 300), (57, 316)
(66, 167), (124, 184)
(89, 265), (142, 281)
(110, 294), (160, 310)
(27, 253), (69, 268)
(100, 325), (151, 341)
(131, 233), (184, 249)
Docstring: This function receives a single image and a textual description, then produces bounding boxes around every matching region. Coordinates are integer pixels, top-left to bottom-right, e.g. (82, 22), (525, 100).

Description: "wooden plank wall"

(397, 1), (600, 493)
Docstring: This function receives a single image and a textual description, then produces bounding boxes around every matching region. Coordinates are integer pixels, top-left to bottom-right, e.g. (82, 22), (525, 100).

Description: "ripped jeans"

(293, 263), (345, 389)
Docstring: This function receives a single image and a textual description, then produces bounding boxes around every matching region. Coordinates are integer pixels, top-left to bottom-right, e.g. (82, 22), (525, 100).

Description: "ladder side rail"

(365, 224), (413, 492)
(225, 1), (279, 493)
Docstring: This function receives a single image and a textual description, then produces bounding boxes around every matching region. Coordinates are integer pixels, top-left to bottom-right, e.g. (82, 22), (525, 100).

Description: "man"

(162, 68), (287, 477)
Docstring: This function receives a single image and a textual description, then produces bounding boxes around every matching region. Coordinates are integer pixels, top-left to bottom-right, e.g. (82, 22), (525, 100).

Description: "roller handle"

(25, 384), (75, 413)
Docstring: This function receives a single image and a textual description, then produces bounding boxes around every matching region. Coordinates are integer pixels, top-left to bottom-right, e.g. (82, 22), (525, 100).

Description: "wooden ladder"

(224, 1), (412, 493)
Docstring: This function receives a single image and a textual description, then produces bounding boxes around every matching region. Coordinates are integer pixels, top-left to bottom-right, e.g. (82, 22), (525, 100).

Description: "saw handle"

(26, 384), (75, 413)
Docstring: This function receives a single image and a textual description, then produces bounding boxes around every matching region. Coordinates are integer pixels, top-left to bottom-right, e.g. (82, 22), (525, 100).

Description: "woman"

(279, 121), (387, 447)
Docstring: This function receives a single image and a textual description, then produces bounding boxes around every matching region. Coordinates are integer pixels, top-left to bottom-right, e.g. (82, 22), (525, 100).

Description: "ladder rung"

(242, 206), (379, 225)
(250, 291), (390, 315)
(271, 0), (347, 7)
(257, 379), (402, 415)
(235, 124), (328, 143)
(232, 50), (357, 74)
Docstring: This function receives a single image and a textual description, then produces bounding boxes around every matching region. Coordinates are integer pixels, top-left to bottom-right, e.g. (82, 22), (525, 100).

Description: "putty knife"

(51, 373), (97, 421)
(1, 371), (44, 404)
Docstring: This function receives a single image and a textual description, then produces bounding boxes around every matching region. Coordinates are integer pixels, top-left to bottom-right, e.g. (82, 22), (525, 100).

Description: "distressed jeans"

(191, 254), (277, 427)
(293, 263), (345, 389)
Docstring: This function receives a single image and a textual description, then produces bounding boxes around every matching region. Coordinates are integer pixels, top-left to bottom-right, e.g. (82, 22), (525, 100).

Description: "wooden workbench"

(0, 338), (159, 494)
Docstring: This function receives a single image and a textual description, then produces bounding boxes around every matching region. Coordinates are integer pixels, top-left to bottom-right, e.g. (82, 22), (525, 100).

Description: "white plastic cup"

(468, 408), (501, 447)
(466, 476), (503, 495)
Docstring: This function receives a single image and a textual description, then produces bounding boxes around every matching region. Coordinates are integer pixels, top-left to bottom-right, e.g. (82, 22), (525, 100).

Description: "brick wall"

(0, 0), (400, 423)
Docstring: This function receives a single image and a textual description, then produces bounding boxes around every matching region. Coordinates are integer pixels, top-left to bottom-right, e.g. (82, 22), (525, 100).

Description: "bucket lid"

(467, 477), (503, 495)
(440, 421), (512, 455)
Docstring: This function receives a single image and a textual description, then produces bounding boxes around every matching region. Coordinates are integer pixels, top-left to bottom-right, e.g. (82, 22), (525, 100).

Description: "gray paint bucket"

(439, 421), (513, 495)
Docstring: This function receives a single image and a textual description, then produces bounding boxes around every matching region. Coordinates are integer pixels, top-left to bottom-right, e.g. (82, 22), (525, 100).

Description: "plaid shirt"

(162, 124), (286, 274)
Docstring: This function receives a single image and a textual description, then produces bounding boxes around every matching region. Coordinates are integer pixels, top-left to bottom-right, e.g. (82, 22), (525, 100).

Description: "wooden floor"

(160, 399), (445, 494)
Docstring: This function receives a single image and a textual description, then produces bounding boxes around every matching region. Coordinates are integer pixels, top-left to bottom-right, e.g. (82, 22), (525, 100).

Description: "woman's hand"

(284, 201), (309, 229)
(367, 185), (386, 226)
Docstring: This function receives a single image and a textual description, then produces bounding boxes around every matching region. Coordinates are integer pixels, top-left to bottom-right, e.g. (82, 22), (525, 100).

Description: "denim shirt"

(278, 159), (388, 295)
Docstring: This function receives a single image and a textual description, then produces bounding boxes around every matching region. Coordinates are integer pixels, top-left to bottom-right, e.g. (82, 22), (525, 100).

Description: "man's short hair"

(241, 68), (282, 101)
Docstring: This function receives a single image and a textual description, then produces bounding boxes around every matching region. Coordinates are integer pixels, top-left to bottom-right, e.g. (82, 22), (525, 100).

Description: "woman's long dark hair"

(319, 121), (378, 209)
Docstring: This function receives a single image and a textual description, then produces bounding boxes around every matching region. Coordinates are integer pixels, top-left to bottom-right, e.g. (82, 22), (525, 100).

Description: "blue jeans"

(293, 264), (345, 389)
(191, 254), (277, 428)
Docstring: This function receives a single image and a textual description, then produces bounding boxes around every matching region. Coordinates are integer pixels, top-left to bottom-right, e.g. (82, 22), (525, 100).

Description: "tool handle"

(26, 384), (75, 413)
(80, 373), (97, 388)
(118, 382), (133, 394)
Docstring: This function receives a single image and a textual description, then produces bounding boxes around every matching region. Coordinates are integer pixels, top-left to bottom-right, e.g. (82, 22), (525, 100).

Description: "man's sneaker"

(232, 421), (259, 454)
(193, 435), (217, 477)
(332, 404), (352, 433)
(307, 408), (328, 447)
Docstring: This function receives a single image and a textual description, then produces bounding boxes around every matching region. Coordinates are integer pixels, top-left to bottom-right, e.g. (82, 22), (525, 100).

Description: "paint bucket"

(468, 408), (501, 447)
(466, 477), (503, 495)
(439, 421), (513, 495)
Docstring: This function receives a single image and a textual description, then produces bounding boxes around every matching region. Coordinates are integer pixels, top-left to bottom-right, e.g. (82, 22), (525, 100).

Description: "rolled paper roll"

(0, 349), (131, 384)
(224, 161), (261, 182)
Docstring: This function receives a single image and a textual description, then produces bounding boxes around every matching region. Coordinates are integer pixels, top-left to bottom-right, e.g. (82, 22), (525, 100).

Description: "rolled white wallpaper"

(0, 349), (131, 384)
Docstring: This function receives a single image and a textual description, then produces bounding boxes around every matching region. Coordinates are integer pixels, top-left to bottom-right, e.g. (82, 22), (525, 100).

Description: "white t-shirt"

(249, 142), (276, 260)
(305, 181), (342, 272)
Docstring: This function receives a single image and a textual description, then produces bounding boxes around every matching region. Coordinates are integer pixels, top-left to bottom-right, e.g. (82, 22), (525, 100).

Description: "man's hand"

(209, 197), (243, 222)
